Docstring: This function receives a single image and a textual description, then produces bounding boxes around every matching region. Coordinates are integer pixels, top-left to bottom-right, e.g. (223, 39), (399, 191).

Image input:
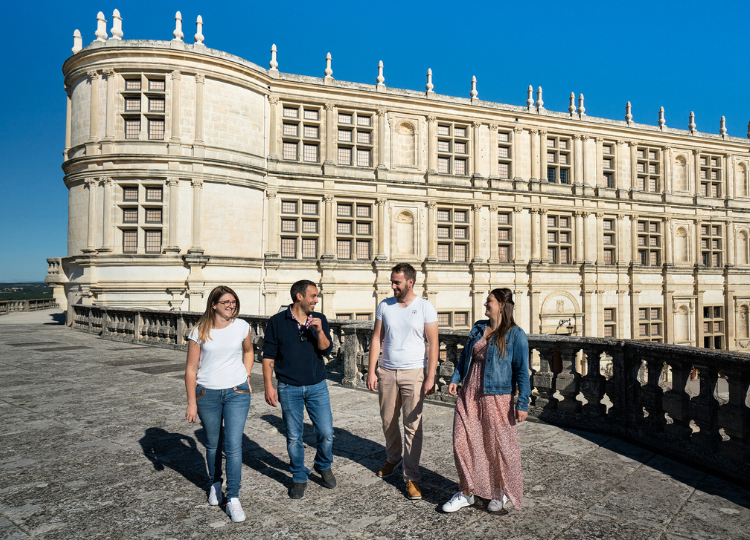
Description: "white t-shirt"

(376, 296), (438, 370)
(188, 318), (250, 390)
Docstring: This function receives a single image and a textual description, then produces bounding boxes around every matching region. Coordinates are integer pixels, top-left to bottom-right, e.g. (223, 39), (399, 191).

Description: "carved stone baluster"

(341, 325), (358, 387)
(556, 345), (582, 413)
(639, 354), (666, 431)
(662, 358), (693, 440)
(717, 365), (750, 462)
(580, 347), (606, 418)
(604, 347), (627, 423)
(691, 361), (721, 450)
(533, 345), (558, 409)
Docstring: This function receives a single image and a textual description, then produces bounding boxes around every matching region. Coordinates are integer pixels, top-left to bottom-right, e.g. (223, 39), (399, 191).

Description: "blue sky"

(1, 0), (748, 282)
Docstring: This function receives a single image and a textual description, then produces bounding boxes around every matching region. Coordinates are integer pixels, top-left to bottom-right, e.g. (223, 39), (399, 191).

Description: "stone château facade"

(47, 10), (750, 351)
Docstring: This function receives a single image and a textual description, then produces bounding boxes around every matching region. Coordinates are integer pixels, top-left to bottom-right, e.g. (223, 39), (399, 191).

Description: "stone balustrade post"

(580, 347), (607, 418)
(690, 362), (721, 450)
(556, 345), (582, 413)
(532, 345), (558, 409)
(717, 366), (750, 462)
(662, 358), (693, 440)
(639, 354), (666, 431)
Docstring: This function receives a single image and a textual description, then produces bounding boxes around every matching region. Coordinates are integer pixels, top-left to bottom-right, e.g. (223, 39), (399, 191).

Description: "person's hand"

(448, 383), (458, 396)
(265, 385), (278, 407)
(367, 371), (378, 392)
(515, 410), (528, 422)
(186, 404), (197, 423)
(309, 317), (323, 333)
(247, 375), (253, 393)
(422, 375), (435, 397)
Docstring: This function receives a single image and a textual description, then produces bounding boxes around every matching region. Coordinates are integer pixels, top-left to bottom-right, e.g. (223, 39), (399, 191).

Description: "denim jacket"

(449, 321), (531, 412)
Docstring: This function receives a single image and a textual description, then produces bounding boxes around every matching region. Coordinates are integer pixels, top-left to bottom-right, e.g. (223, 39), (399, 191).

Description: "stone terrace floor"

(1, 310), (749, 540)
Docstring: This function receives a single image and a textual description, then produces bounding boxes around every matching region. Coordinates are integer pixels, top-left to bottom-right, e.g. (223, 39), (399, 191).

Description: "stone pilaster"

(83, 179), (98, 253)
(426, 201), (437, 262)
(583, 212), (592, 263)
(530, 208), (540, 262)
(575, 211), (584, 264)
(324, 102), (336, 174)
(98, 177), (114, 252)
(530, 129), (539, 182)
(164, 178), (181, 253)
(472, 203), (483, 262)
(322, 195), (335, 259)
(471, 122), (483, 184)
(488, 124), (498, 179)
(268, 95), (279, 162)
(188, 179), (204, 254)
(193, 73), (205, 156)
(540, 208), (549, 263)
(86, 70), (100, 155)
(64, 84), (72, 160)
(376, 198), (387, 260)
(102, 69), (116, 153)
(427, 116), (437, 175)
(169, 70), (181, 154)
(265, 189), (279, 257)
(595, 212), (604, 265)
(376, 108), (388, 178)
(488, 204), (499, 263)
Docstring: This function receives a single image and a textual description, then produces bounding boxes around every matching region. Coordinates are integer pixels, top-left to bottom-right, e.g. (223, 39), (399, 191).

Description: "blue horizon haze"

(1, 0), (748, 282)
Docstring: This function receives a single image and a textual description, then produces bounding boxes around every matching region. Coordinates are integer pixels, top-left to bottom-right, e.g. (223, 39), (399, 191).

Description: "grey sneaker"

(289, 482), (307, 499)
(207, 481), (222, 506)
(315, 466), (337, 489)
(225, 498), (246, 522)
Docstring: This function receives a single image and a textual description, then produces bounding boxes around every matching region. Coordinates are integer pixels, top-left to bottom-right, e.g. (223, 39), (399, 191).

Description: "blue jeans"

(277, 379), (334, 484)
(195, 381), (251, 499)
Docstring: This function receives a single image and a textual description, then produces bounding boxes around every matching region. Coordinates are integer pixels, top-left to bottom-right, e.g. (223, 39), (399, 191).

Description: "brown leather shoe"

(377, 458), (402, 478)
(405, 480), (422, 500)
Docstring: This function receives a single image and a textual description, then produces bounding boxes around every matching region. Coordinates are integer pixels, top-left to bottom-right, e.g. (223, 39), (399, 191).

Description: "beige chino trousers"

(377, 365), (425, 482)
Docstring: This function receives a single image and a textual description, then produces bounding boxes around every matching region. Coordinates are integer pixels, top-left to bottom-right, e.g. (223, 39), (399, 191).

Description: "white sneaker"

(442, 491), (474, 513)
(207, 482), (222, 506)
(488, 494), (509, 512)
(225, 498), (246, 522)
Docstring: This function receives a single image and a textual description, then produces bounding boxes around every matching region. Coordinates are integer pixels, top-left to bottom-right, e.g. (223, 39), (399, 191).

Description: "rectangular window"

(149, 98), (165, 112)
(148, 119), (165, 140)
(123, 208), (138, 223)
(638, 307), (663, 342)
(304, 125), (319, 139)
(546, 135), (572, 184)
(637, 219), (662, 266)
(603, 218), (616, 265)
(279, 199), (320, 258)
(302, 239), (317, 258)
(125, 79), (141, 91)
(335, 200), (374, 261)
(123, 187), (138, 201)
(125, 98), (141, 112)
(283, 142), (298, 161)
(547, 214), (573, 264)
(125, 119), (140, 139)
(145, 208), (162, 223)
(283, 107), (299, 118)
(437, 121), (471, 175)
(700, 153), (723, 199)
(636, 146), (661, 193)
(338, 147), (352, 165)
(122, 230), (137, 252)
(338, 113), (352, 124)
(337, 110), (374, 167)
(436, 207), (470, 262)
(281, 238), (296, 258)
(337, 239), (351, 259)
(281, 104), (320, 162)
(357, 149), (371, 167)
(700, 223), (723, 267)
(303, 144), (318, 162)
(145, 187), (162, 201)
(602, 142), (615, 188)
(145, 230), (162, 253)
(283, 124), (298, 136)
(497, 129), (513, 180)
(703, 306), (724, 349)
(498, 211), (512, 262)
(603, 308), (616, 338)
(148, 79), (165, 91)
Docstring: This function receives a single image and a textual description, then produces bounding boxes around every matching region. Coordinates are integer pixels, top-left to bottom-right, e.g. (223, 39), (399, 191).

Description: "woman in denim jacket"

(442, 288), (530, 514)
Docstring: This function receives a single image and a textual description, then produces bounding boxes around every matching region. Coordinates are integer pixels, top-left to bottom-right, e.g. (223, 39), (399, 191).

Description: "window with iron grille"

(602, 142), (615, 188)
(145, 208), (162, 223)
(638, 307), (663, 342)
(497, 129), (513, 179)
(125, 119), (140, 139)
(148, 119), (165, 140)
(546, 135), (571, 184)
(125, 98), (141, 112)
(280, 198), (320, 259)
(335, 202), (373, 260)
(547, 215), (572, 264)
(497, 211), (513, 262)
(337, 111), (373, 167)
(701, 223), (723, 267)
(700, 154), (723, 198)
(636, 146), (661, 192)
(281, 104), (321, 163)
(603, 308), (616, 338)
(125, 79), (141, 91)
(602, 218), (616, 265)
(123, 187), (138, 201)
(437, 311), (469, 329)
(637, 219), (662, 266)
(703, 306), (724, 349)
(336, 313), (373, 321)
(148, 79), (165, 91)
(437, 207), (470, 262)
(122, 230), (137, 253)
(123, 208), (138, 223)
(437, 122), (470, 175)
(145, 230), (162, 253)
(149, 97), (165, 113)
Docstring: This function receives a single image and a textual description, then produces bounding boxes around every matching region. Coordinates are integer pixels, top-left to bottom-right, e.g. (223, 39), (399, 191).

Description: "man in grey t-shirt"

(366, 263), (439, 500)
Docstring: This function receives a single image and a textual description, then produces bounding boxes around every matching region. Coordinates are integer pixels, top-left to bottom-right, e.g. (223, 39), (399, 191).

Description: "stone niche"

(390, 205), (420, 259)
(389, 114), (422, 170)
(539, 292), (583, 336)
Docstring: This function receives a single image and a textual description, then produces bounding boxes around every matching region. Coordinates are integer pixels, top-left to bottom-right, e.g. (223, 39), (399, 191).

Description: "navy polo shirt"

(262, 307), (333, 386)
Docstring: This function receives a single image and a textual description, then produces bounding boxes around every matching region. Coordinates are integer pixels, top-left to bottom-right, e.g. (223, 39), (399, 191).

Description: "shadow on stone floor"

(138, 427), (210, 490)
(43, 312), (66, 325)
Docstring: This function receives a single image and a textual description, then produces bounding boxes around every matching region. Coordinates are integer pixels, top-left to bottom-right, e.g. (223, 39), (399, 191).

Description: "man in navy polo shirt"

(262, 279), (335, 499)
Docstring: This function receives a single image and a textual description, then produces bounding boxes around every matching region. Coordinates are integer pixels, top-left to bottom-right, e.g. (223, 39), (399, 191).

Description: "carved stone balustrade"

(70, 305), (750, 483)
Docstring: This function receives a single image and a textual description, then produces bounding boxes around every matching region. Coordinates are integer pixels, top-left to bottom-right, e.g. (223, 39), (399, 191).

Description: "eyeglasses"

(216, 300), (237, 306)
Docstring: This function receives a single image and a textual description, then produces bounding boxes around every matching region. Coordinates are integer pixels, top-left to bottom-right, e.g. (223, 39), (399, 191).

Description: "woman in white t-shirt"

(185, 286), (253, 523)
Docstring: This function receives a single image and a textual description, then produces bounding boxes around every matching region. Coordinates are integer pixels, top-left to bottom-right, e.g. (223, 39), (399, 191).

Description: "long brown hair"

(193, 286), (240, 343)
(485, 288), (517, 357)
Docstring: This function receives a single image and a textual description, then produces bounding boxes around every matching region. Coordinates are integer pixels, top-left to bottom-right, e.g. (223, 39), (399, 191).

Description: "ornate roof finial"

(720, 116), (727, 138)
(689, 111), (696, 133)
(568, 92), (575, 116)
(195, 15), (204, 44)
(270, 44), (278, 71)
(173, 11), (184, 42)
(110, 9), (123, 40)
(658, 106), (666, 130)
(470, 76), (478, 100)
(536, 86), (544, 111)
(376, 61), (385, 85)
(95, 11), (108, 42)
(72, 29), (82, 53)
(324, 52), (333, 78)
(425, 68), (434, 94)
(625, 101), (633, 125)
(526, 85), (534, 110)
(577, 93), (585, 117)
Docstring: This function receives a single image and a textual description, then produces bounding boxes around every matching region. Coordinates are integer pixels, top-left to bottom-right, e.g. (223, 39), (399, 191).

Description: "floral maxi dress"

(452, 335), (523, 508)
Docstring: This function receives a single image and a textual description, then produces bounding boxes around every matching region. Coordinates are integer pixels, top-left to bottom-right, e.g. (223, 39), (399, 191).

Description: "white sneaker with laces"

(225, 497), (246, 522)
(488, 494), (509, 512)
(207, 482), (222, 506)
(442, 491), (475, 513)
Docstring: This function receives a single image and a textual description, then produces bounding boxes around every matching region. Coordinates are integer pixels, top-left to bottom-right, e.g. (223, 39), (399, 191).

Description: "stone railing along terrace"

(71, 304), (750, 485)
(0, 298), (58, 315)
